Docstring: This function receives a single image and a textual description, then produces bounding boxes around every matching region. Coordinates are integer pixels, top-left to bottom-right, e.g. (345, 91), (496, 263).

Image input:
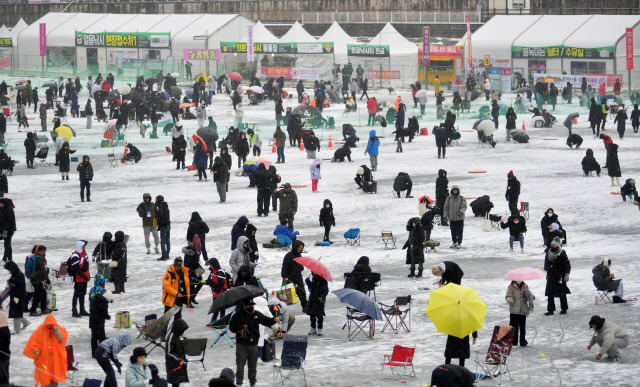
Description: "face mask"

(325, 205), (330, 208)
(547, 213), (553, 217)
(245, 306), (254, 313)
(244, 246), (250, 252)
(514, 220), (519, 224)
(550, 246), (559, 252)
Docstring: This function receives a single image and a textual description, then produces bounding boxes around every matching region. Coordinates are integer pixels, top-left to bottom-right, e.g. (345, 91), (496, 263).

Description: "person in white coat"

(587, 315), (629, 362)
(229, 235), (254, 282)
(196, 104), (206, 128)
(125, 347), (153, 387)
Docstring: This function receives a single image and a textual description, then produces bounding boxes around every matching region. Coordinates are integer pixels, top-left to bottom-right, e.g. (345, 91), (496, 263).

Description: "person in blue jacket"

(364, 129), (380, 171)
(273, 218), (299, 242)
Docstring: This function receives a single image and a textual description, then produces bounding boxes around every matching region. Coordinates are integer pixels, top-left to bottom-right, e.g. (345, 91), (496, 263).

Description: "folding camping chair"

(490, 214), (502, 230)
(345, 307), (375, 341)
(381, 231), (397, 249)
(2, 107), (11, 122)
(379, 296), (412, 334)
(108, 149), (118, 167)
(114, 132), (126, 147)
(475, 325), (514, 385)
(344, 228), (361, 246)
(596, 289), (614, 304)
(380, 344), (416, 379)
(276, 235), (293, 251)
(519, 202), (530, 220)
(135, 306), (181, 354)
(273, 335), (308, 386)
(52, 262), (71, 285)
(35, 147), (50, 167)
(423, 240), (440, 254)
(207, 309), (236, 348)
(66, 345), (80, 385)
(183, 338), (208, 371)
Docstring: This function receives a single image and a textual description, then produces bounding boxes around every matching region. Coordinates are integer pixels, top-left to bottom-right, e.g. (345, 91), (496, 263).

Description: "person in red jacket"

(367, 97), (378, 126)
(70, 240), (90, 318)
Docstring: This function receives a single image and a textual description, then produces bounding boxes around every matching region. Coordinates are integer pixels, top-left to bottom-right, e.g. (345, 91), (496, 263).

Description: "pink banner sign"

(39, 23), (46, 56)
(422, 27), (430, 66)
(364, 70), (401, 80)
(182, 48), (221, 61)
(626, 28), (634, 70)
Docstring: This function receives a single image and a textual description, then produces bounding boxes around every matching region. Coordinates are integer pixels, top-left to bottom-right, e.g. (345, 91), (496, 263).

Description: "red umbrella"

(192, 134), (207, 152)
(228, 72), (243, 82)
(294, 257), (332, 282)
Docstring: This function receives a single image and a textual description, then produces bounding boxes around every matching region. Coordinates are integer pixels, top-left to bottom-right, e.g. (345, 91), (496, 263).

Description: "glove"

(564, 273), (570, 283)
(117, 366), (122, 374)
(148, 380), (156, 386)
(106, 315), (111, 320)
(13, 297), (19, 304)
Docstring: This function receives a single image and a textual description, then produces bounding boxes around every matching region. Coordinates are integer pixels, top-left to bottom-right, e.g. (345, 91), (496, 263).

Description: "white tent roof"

(513, 15), (592, 47)
(145, 14), (200, 34)
(279, 21), (316, 43)
(11, 19), (29, 38)
(464, 15), (541, 58)
(243, 21), (278, 42)
(368, 23), (416, 54)
(0, 26), (9, 38)
(171, 14), (252, 56)
(80, 14), (140, 33)
(320, 22), (357, 45)
(16, 13), (81, 57)
(47, 13), (107, 47)
(564, 15), (640, 48)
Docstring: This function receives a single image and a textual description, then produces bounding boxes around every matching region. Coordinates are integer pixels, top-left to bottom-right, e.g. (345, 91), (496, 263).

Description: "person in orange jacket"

(23, 314), (68, 387)
(395, 96), (402, 111)
(162, 257), (190, 320)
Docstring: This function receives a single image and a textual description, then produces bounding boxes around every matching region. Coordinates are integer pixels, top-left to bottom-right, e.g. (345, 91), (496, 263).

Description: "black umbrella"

(208, 285), (266, 314)
(510, 129), (530, 143)
(108, 90), (120, 99)
(516, 87), (532, 94)
(470, 90), (481, 101)
(563, 113), (580, 132)
(197, 127), (219, 150)
(94, 90), (107, 100)
(15, 84), (25, 90)
(42, 82), (57, 88)
(170, 86), (182, 99)
(326, 90), (338, 103)
(292, 104), (321, 117)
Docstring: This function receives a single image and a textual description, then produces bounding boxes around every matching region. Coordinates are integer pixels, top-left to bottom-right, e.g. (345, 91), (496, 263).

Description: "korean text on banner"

(466, 16), (472, 68)
(626, 28), (634, 71)
(247, 26), (254, 63)
(183, 49), (221, 61)
(422, 27), (430, 67)
(39, 23), (46, 56)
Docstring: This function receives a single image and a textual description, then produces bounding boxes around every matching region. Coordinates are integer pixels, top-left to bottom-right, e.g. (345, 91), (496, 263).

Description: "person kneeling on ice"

(592, 259), (627, 303)
(431, 261), (464, 287)
(273, 218), (298, 242)
(393, 172), (413, 198)
(581, 149), (601, 177)
(122, 143), (142, 163)
(332, 144), (352, 162)
(500, 214), (527, 253)
(620, 179), (636, 202)
(587, 315), (629, 362)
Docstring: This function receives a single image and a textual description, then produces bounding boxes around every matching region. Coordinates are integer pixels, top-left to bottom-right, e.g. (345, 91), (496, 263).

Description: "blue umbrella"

(185, 88), (194, 99)
(602, 94), (616, 100)
(332, 288), (382, 320)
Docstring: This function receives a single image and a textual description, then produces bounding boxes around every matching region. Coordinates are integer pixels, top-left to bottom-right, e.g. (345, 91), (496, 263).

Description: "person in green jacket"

(136, 193), (159, 255)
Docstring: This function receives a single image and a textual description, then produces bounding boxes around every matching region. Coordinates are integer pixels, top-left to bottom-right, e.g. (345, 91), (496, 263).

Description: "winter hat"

(175, 121), (183, 128)
(219, 368), (235, 382)
(550, 223), (560, 232)
(588, 315), (605, 330)
(431, 264), (444, 276)
(206, 258), (221, 269)
(602, 259), (611, 268)
(173, 257), (183, 265)
(507, 170), (515, 179)
(550, 237), (562, 247)
(357, 167), (364, 175)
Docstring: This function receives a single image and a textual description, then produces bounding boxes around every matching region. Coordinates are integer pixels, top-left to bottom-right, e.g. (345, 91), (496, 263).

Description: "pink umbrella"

(104, 119), (118, 130)
(228, 72), (242, 82)
(503, 267), (546, 282)
(294, 257), (332, 282)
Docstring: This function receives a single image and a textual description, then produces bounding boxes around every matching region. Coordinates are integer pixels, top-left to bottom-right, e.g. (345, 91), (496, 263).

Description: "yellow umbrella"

(197, 75), (209, 83)
(55, 126), (74, 142)
(539, 75), (562, 83)
(426, 283), (487, 339)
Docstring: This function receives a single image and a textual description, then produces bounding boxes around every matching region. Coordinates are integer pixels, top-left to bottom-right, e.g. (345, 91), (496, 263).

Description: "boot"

(155, 246), (160, 254)
(72, 309), (80, 318)
(408, 269), (415, 278)
(308, 328), (317, 335)
(613, 296), (627, 303)
(80, 310), (90, 317)
(146, 248), (151, 255)
(317, 329), (323, 336)
(416, 269), (423, 278)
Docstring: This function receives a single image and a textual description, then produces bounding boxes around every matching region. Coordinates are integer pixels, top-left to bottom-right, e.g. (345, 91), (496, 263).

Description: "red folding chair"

(2, 107), (11, 122)
(66, 345), (79, 384)
(474, 325), (514, 385)
(380, 344), (416, 378)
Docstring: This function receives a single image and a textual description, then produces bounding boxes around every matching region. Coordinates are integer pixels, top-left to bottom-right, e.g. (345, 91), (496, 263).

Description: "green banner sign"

(512, 45), (614, 59)
(75, 32), (171, 48)
(347, 44), (390, 57)
(0, 38), (12, 48)
(220, 42), (333, 54)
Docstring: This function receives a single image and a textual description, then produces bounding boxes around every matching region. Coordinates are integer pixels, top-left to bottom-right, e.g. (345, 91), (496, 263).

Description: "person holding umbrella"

(229, 298), (279, 387)
(505, 278), (535, 346)
(306, 272), (328, 336)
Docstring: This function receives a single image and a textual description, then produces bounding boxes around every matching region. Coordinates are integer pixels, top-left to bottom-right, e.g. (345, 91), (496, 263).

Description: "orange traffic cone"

(522, 121), (526, 131)
(272, 142), (277, 153)
(121, 143), (129, 163)
(328, 135), (334, 149)
(573, 117), (578, 125)
(300, 138), (305, 151)
(457, 125), (460, 132)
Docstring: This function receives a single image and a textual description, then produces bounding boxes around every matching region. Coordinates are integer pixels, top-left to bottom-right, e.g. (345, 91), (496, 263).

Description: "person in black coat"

(630, 103), (640, 133)
(393, 172), (413, 198)
(0, 198), (16, 263)
(620, 179), (636, 202)
(444, 331), (477, 367)
(0, 311), (10, 384)
(57, 141), (76, 180)
(156, 195), (171, 260)
(234, 264), (260, 287)
(544, 237), (571, 315)
(305, 272), (328, 335)
(343, 256), (372, 291)
(333, 144), (351, 162)
(614, 109), (628, 139)
(589, 98), (601, 137)
(92, 232), (114, 262)
(175, 135), (186, 170)
(187, 212), (209, 261)
(581, 149), (601, 176)
(469, 195), (493, 217)
(501, 214), (527, 253)
(24, 132), (36, 169)
(505, 107), (517, 141)
(432, 124), (448, 159)
(435, 169), (449, 225)
(89, 286), (111, 357)
(76, 155), (94, 202)
(268, 165), (280, 212)
(208, 368), (236, 387)
(505, 170), (521, 215)
(110, 231), (127, 294)
(491, 99), (499, 129)
(234, 132), (250, 168)
(166, 318), (189, 386)
(3, 261), (28, 334)
(354, 165), (372, 189)
(281, 240), (308, 311)
(431, 261), (463, 286)
(540, 208), (562, 247)
(566, 133), (583, 149)
(430, 364), (475, 387)
(420, 200), (438, 241)
(403, 218), (424, 278)
(605, 143), (621, 186)
(243, 223), (259, 263)
(123, 143), (142, 163)
(319, 199), (335, 242)
(231, 216), (249, 251)
(254, 164), (271, 217)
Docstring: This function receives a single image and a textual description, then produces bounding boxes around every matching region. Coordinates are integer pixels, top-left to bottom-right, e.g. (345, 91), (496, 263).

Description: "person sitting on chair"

(343, 256), (372, 292)
(592, 259), (626, 303)
(354, 165), (372, 191)
(273, 218), (298, 242)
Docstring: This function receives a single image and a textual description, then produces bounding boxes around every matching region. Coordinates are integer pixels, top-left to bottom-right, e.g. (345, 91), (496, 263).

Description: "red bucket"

(420, 128), (429, 135)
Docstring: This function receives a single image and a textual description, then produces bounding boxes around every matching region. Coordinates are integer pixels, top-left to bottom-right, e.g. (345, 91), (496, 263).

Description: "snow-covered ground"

(1, 80), (639, 386)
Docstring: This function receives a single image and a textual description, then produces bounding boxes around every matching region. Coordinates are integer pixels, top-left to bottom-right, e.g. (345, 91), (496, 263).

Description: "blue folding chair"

(344, 228), (361, 246)
(207, 309), (236, 348)
(276, 235), (293, 251)
(273, 334), (308, 386)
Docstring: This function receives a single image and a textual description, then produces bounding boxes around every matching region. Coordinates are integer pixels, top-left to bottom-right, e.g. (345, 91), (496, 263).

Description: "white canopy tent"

(368, 23), (417, 88)
(279, 21), (317, 43)
(320, 21), (357, 66)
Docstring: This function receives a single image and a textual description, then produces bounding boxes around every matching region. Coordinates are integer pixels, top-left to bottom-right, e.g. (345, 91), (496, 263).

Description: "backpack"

(225, 272), (233, 289)
(192, 234), (202, 251)
(66, 253), (79, 276)
(25, 255), (36, 278)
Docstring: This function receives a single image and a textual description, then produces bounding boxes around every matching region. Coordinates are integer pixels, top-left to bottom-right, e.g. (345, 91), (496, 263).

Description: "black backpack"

(66, 253), (78, 276)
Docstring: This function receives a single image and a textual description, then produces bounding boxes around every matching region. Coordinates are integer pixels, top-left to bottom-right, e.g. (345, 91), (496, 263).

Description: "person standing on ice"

(310, 158), (321, 192)
(364, 129), (380, 171)
(544, 237), (571, 316)
(274, 183), (298, 231)
(136, 193), (159, 255)
(604, 142), (621, 187)
(69, 240), (91, 318)
(319, 199), (335, 243)
(76, 155), (93, 202)
(505, 280), (534, 347)
(443, 185), (467, 249)
(435, 169), (449, 225)
(505, 170), (520, 215)
(156, 195), (171, 261)
(587, 315), (629, 362)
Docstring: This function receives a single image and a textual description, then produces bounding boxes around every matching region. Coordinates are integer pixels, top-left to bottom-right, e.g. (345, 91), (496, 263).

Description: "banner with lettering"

(260, 67), (320, 79)
(533, 73), (606, 88)
(363, 70), (401, 79)
(0, 38), (12, 48)
(512, 45), (614, 59)
(183, 49), (221, 61)
(75, 32), (170, 48)
(220, 42), (333, 54)
(347, 44), (390, 57)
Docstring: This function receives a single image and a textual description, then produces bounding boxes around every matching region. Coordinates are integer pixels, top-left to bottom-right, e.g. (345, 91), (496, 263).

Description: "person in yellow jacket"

(162, 257), (190, 321)
(434, 75), (442, 96)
